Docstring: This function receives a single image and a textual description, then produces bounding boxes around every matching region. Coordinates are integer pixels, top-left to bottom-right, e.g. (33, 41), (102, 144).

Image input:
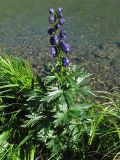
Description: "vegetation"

(0, 54), (119, 160)
(0, 7), (120, 160)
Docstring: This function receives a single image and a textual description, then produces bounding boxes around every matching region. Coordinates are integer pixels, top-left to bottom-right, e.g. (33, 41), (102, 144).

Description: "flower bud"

(49, 8), (54, 14)
(50, 35), (59, 45)
(49, 15), (55, 23)
(53, 35), (59, 44)
(57, 8), (62, 12)
(50, 47), (57, 57)
(62, 57), (69, 67)
(58, 18), (65, 25)
(48, 27), (55, 35)
(55, 24), (61, 30)
(59, 30), (66, 40)
(60, 41), (70, 53)
(57, 8), (63, 18)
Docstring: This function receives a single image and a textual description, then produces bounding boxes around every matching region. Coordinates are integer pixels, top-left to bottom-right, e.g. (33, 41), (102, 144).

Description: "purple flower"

(57, 8), (63, 18)
(62, 57), (69, 67)
(59, 30), (66, 40)
(58, 18), (65, 25)
(49, 8), (54, 14)
(50, 47), (57, 57)
(58, 7), (62, 12)
(53, 35), (59, 44)
(50, 35), (59, 45)
(49, 15), (55, 23)
(48, 7), (71, 63)
(55, 24), (61, 30)
(48, 27), (55, 35)
(60, 41), (70, 53)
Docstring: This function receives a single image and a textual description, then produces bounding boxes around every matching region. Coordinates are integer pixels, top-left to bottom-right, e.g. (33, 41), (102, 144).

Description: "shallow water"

(0, 0), (120, 90)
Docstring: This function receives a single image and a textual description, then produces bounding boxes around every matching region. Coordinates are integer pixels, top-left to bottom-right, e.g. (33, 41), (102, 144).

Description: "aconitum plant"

(48, 7), (70, 68)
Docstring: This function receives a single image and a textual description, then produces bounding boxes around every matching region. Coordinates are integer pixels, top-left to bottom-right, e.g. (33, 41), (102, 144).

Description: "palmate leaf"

(76, 103), (93, 112)
(72, 65), (91, 79)
(45, 75), (56, 84)
(68, 124), (80, 143)
(77, 74), (90, 86)
(46, 136), (64, 160)
(26, 89), (39, 101)
(37, 128), (55, 143)
(63, 92), (74, 107)
(78, 86), (93, 97)
(41, 87), (63, 103)
(54, 110), (68, 127)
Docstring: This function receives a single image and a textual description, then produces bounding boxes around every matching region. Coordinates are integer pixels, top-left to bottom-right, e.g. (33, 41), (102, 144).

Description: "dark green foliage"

(0, 55), (120, 160)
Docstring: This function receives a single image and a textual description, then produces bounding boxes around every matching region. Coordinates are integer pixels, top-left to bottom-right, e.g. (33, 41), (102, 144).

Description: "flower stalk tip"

(48, 7), (71, 68)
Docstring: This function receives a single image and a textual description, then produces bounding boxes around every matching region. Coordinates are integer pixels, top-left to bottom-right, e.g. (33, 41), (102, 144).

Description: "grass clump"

(0, 55), (37, 160)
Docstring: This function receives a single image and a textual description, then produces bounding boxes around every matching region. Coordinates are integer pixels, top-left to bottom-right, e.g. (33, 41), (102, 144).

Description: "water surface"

(0, 0), (120, 90)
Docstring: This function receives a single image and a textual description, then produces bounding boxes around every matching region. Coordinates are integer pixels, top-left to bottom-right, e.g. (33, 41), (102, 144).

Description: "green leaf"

(41, 87), (63, 103)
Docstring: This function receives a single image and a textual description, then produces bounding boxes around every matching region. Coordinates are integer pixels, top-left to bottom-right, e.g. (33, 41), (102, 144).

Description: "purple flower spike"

(62, 57), (69, 67)
(49, 15), (55, 23)
(48, 27), (55, 35)
(50, 47), (57, 57)
(60, 30), (66, 40)
(48, 8), (71, 61)
(49, 8), (54, 14)
(58, 18), (65, 25)
(60, 41), (70, 53)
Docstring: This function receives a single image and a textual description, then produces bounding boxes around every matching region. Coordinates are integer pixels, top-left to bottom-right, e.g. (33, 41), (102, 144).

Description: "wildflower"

(60, 41), (70, 53)
(57, 8), (63, 18)
(49, 15), (55, 23)
(57, 7), (62, 12)
(58, 18), (65, 25)
(62, 57), (69, 67)
(50, 47), (57, 57)
(48, 7), (70, 68)
(55, 24), (61, 30)
(59, 30), (66, 40)
(49, 8), (54, 14)
(53, 35), (59, 44)
(48, 27), (55, 35)
(50, 35), (59, 45)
